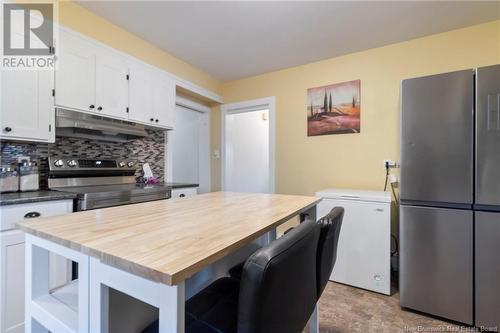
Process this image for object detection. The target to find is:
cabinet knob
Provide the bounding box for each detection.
[4,127,12,132]
[97,106,103,111]
[89,105,95,109]
[150,118,154,122]
[155,119,159,123]
[24,212,41,218]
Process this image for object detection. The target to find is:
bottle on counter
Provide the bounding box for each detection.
[0,166,19,192]
[19,160,39,192]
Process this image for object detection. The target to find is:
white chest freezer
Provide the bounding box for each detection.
[316,189,391,295]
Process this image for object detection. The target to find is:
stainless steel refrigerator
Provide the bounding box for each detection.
[400,64,500,327]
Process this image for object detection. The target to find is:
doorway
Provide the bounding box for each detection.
[168,96,210,193]
[221,97,275,193]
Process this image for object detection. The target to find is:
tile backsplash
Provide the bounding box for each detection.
[0,129,166,189]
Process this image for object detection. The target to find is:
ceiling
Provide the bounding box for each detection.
[77,1,500,81]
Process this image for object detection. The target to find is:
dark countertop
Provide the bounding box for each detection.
[166,182,199,189]
[0,190,77,206]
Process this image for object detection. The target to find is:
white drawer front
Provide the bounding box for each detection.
[0,200,73,231]
[171,187,198,199]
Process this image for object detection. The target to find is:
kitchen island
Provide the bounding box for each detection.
[17,192,320,333]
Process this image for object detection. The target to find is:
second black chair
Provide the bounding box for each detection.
[141,220,321,333]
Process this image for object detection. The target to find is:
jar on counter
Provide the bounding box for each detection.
[19,160,39,192]
[0,166,19,192]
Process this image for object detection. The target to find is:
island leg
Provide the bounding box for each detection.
[308,303,319,333]
[159,282,185,333]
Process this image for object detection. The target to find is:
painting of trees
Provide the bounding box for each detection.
[306,79,361,136]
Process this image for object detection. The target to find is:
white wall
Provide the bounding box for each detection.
[225,109,270,193]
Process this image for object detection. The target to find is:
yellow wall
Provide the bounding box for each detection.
[213,20,500,195]
[57,1,221,94]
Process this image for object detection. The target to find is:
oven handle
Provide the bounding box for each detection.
[24,212,41,218]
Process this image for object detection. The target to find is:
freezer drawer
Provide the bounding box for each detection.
[400,205,473,324]
[401,70,474,205]
[475,211,500,329]
[476,64,500,207]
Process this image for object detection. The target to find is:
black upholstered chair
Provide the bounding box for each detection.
[315,207,344,299]
[141,220,321,333]
[230,207,344,301]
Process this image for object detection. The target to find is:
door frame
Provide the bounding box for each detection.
[220,96,276,193]
[167,95,211,193]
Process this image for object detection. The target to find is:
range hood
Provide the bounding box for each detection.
[56,109,148,142]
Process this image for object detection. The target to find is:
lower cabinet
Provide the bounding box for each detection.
[0,230,25,333]
[171,187,198,199]
[0,199,73,333]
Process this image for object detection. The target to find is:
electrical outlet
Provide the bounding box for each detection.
[389,175,398,183]
[383,160,397,168]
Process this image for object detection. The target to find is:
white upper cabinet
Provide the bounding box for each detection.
[129,63,175,129]
[95,50,129,119]
[55,28,174,129]
[0,15,54,143]
[55,30,129,120]
[0,69,54,142]
[128,64,155,124]
[55,29,96,113]
[153,73,176,128]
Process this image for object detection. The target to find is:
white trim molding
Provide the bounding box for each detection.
[220,96,276,194]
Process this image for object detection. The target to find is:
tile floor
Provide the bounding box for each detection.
[313,282,464,333]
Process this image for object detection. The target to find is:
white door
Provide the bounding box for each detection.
[128,65,155,125]
[224,109,271,193]
[55,30,95,112]
[153,74,175,128]
[0,69,53,142]
[171,107,200,184]
[0,230,25,333]
[95,50,128,119]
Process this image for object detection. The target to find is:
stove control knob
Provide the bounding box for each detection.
[67,160,77,167]
[118,161,126,168]
[53,159,64,167]
[127,161,134,168]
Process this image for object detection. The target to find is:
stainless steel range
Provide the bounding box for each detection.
[48,157,171,211]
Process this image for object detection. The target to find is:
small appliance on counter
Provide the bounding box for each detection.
[19,160,39,192]
[0,165,19,193]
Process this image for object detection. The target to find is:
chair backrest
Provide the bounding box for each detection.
[237,220,320,333]
[316,207,344,299]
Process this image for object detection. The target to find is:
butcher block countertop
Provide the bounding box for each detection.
[17,192,320,285]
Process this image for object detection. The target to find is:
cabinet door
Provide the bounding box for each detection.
[55,30,95,112]
[1,69,54,142]
[153,74,175,128]
[95,50,129,120]
[0,230,25,333]
[128,65,154,125]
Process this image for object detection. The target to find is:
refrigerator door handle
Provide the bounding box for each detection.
[487,94,500,131]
